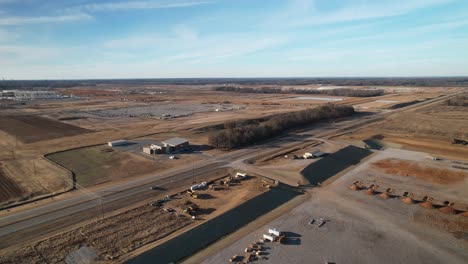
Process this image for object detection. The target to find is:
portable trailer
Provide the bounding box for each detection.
[263,234,276,242]
[268,228,281,236]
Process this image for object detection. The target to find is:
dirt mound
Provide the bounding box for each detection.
[379,193,391,199]
[364,188,375,195]
[461,211,468,218]
[420,201,434,209]
[348,184,360,191]
[439,206,457,215]
[372,158,467,184]
[402,197,415,204]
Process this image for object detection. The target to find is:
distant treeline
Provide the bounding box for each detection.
[447,94,468,107]
[0,80,85,90]
[2,77,468,89]
[214,86,384,97]
[209,104,355,149]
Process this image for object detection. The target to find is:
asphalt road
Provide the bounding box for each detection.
[0,90,461,249]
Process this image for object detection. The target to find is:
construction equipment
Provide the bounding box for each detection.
[310,217,326,227]
[190,182,207,192]
[276,235,286,244]
[315,218,325,227]
[208,184,219,191]
[262,234,275,242]
[268,228,281,236]
[422,196,434,202]
[235,172,247,179]
[244,253,256,263]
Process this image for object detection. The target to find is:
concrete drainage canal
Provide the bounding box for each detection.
[126,187,302,264]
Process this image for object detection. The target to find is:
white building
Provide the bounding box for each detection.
[108,140,128,147]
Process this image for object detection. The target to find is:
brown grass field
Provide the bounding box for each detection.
[0,165,24,204]
[0,85,461,205]
[0,115,92,144]
[47,145,164,187]
[336,97,468,159]
[0,173,269,263]
[372,158,467,184]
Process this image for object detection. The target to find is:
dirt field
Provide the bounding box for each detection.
[0,165,24,204]
[47,145,172,187]
[373,158,467,184]
[0,158,70,207]
[0,205,192,264]
[0,85,459,206]
[0,115,92,144]
[336,98,468,159]
[201,148,468,264]
[0,173,270,263]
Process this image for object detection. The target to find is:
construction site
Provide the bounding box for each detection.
[0,81,467,264]
[0,169,281,263]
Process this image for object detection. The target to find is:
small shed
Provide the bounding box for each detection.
[143,146,152,155]
[108,140,128,147]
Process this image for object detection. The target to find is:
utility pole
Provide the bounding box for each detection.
[192,161,195,184]
[33,160,36,178]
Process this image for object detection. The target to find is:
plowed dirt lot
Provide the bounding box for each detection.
[0,165,23,204]
[0,115,92,143]
[372,158,467,184]
[0,205,192,263]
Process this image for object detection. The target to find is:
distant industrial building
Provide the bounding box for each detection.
[143,143,165,155]
[108,140,128,147]
[143,138,189,155]
[0,90,61,100]
[162,138,189,152]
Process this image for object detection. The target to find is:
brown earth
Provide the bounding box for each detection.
[0,165,24,204]
[0,115,92,144]
[0,158,70,207]
[0,174,269,263]
[372,158,467,184]
[335,97,468,159]
[0,205,192,264]
[46,145,203,187]
[0,85,455,206]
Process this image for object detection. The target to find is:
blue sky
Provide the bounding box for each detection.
[0,0,467,79]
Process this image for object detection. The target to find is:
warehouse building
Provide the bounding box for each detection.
[142,138,189,155]
[162,138,189,153]
[143,143,165,155]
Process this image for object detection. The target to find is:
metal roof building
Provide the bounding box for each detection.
[108,140,128,147]
[162,138,189,147]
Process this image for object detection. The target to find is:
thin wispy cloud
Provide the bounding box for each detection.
[0,0,466,79]
[77,0,213,12]
[267,0,454,27]
[167,35,290,63]
[0,12,92,26]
